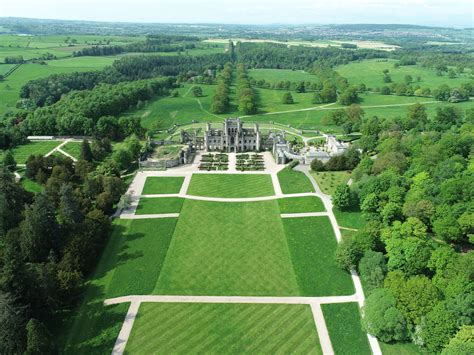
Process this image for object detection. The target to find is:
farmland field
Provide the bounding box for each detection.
[186,173,275,198]
[126,302,322,354]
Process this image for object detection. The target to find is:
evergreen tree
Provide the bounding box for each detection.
[80,139,93,162]
[20,192,58,263]
[0,169,26,238]
[0,292,27,354]
[3,150,16,171]
[58,184,83,226]
[25,319,53,354]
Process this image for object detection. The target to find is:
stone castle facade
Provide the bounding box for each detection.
[204,118,261,152]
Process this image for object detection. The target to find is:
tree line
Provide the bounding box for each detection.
[18,42,385,110]
[236,64,257,115]
[24,78,174,136]
[210,63,233,114]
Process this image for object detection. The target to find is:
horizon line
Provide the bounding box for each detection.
[0,16,469,30]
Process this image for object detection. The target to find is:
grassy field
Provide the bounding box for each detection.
[187,173,275,198]
[141,176,184,194]
[0,63,15,75]
[0,140,61,164]
[282,217,354,296]
[278,196,325,213]
[336,58,473,89]
[311,171,351,196]
[126,302,322,354]
[322,303,372,355]
[248,68,319,84]
[278,167,315,194]
[58,218,177,353]
[154,199,299,296]
[61,141,82,160]
[334,208,367,230]
[135,197,184,214]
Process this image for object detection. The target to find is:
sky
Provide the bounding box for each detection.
[1,0,473,28]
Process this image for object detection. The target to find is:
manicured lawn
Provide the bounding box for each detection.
[126,303,322,354]
[277,167,315,194]
[154,200,299,296]
[278,196,325,213]
[135,197,184,214]
[58,218,178,353]
[141,176,185,194]
[0,140,61,164]
[282,217,354,296]
[334,208,367,230]
[379,341,421,355]
[187,173,275,198]
[322,303,372,355]
[311,171,351,196]
[61,141,83,160]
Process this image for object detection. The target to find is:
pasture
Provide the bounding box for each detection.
[186,173,275,198]
[336,58,473,89]
[126,302,322,354]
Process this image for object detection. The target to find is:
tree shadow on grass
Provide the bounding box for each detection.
[59,283,129,355]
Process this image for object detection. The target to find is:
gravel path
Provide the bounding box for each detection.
[280,212,329,218]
